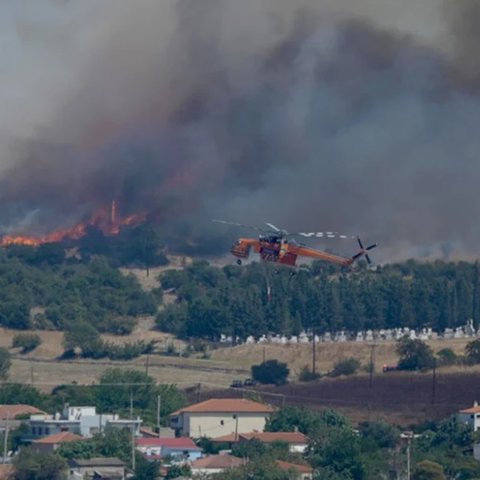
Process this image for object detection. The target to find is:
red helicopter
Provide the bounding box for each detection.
[214,220,377,269]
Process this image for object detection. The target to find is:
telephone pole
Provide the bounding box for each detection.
[157,395,161,437]
[369,343,377,389]
[312,330,317,375]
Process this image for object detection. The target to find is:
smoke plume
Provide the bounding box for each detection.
[1,0,480,260]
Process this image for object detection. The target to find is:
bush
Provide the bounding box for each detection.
[0,348,11,380]
[251,359,289,385]
[12,333,42,353]
[330,358,360,377]
[436,348,457,366]
[298,365,320,382]
[465,339,480,364]
[396,338,435,371]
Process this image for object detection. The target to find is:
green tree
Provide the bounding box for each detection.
[358,421,399,449]
[413,460,446,480]
[396,338,435,371]
[133,454,160,480]
[465,338,480,364]
[13,448,67,480]
[252,359,289,385]
[0,383,46,409]
[12,333,41,353]
[0,348,11,380]
[165,464,192,479]
[436,348,457,366]
[96,368,156,411]
[63,321,103,357]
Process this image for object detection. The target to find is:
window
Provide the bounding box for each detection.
[220,420,224,426]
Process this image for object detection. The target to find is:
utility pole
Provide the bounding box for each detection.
[312,330,316,375]
[234,415,239,442]
[130,391,133,419]
[130,391,135,472]
[3,414,8,464]
[369,343,377,389]
[157,395,161,437]
[407,436,411,480]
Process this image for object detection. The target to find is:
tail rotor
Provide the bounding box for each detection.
[352,237,377,265]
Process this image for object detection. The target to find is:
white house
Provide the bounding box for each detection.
[30,405,142,438]
[170,398,274,438]
[136,437,202,461]
[458,402,480,431]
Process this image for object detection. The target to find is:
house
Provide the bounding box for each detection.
[30,406,142,438]
[458,402,480,431]
[213,431,310,453]
[136,437,202,461]
[276,460,314,480]
[0,404,45,434]
[68,457,126,480]
[32,431,84,454]
[170,398,274,438]
[190,453,244,476]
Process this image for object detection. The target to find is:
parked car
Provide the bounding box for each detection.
[230,380,243,388]
[243,378,256,387]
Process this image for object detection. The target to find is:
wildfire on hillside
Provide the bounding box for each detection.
[0,201,146,247]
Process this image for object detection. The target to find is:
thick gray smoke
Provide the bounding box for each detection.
[1,0,479,260]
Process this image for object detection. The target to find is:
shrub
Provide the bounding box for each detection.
[436,348,457,366]
[330,358,360,377]
[12,333,41,353]
[465,339,480,364]
[298,365,320,382]
[251,359,289,385]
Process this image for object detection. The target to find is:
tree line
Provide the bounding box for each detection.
[156,260,480,340]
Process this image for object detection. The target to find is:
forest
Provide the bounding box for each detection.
[2,233,480,344]
[156,259,480,340]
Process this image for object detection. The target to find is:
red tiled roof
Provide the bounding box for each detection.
[33,432,84,444]
[171,399,274,415]
[136,437,200,449]
[191,454,244,469]
[211,433,242,443]
[241,432,309,444]
[276,460,313,474]
[0,404,45,420]
[0,464,14,480]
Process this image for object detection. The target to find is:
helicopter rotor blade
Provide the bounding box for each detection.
[296,232,353,239]
[365,254,372,265]
[366,243,377,251]
[357,237,364,250]
[212,220,265,232]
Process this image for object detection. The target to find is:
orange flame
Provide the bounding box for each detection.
[0,204,146,247]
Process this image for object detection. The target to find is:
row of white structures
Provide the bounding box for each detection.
[220,321,479,345]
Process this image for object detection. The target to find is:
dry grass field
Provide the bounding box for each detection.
[4,321,480,425]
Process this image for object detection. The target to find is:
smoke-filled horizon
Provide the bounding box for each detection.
[1,0,480,261]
